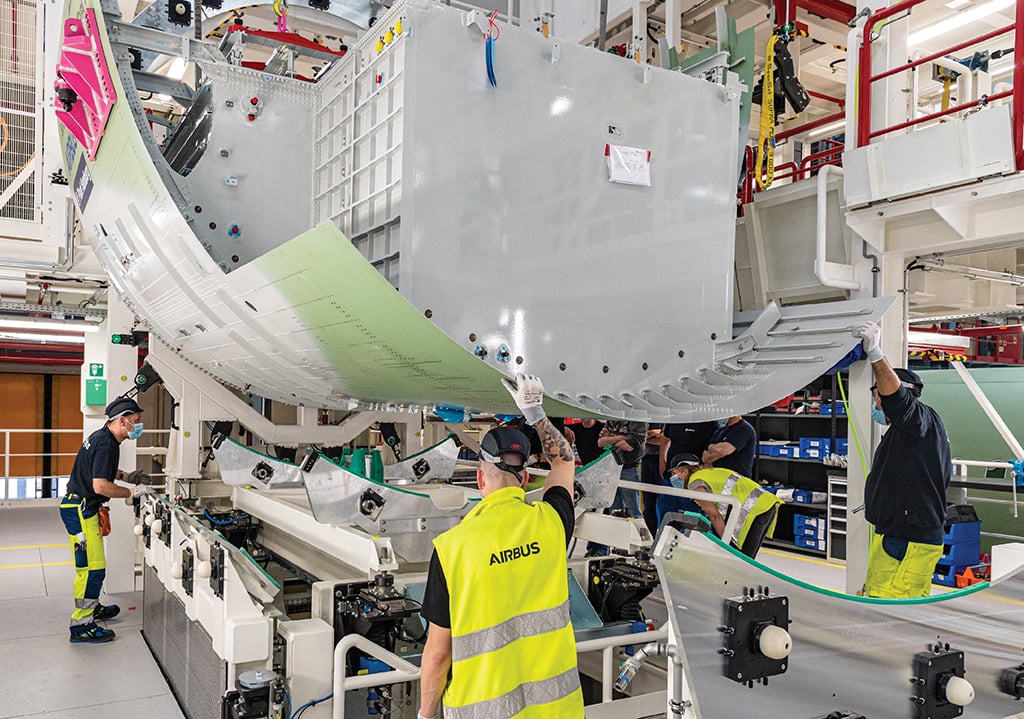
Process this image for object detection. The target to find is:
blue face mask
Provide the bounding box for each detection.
[669,474,684,489]
[128,422,144,440]
[715,419,728,428]
[871,407,887,426]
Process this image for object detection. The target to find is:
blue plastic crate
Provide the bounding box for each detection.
[793,514,824,530]
[778,445,801,458]
[835,438,849,456]
[942,541,981,566]
[799,438,831,453]
[819,403,833,415]
[943,520,981,545]
[796,524,826,538]
[933,561,970,587]
[795,535,826,551]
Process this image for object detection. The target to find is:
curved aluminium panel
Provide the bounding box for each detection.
[653,527,1024,718]
[302,450,477,562]
[59,0,891,422]
[383,436,459,484]
[212,435,305,488]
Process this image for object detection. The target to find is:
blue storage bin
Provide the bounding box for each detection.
[942,541,981,566]
[933,561,969,587]
[799,438,831,453]
[835,403,847,416]
[835,438,849,456]
[819,403,833,415]
[795,535,826,551]
[943,520,981,545]
[778,445,801,458]
[796,524,826,538]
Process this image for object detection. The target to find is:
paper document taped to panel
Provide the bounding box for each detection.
[606,144,652,186]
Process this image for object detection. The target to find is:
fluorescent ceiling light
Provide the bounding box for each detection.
[0,331,86,345]
[0,317,101,333]
[908,0,1014,46]
[945,0,971,8]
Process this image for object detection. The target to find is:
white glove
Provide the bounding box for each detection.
[132,484,155,498]
[501,373,546,425]
[854,321,884,362]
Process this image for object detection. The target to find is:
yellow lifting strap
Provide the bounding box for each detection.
[756,34,780,191]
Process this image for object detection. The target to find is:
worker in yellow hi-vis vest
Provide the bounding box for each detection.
[417,374,584,719]
[667,454,783,559]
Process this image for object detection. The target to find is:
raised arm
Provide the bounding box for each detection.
[502,373,574,494]
[855,321,901,396]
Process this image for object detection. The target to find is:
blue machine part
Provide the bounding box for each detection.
[1009,459,1024,487]
[433,405,467,423]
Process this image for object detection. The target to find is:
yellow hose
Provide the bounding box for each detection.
[755,35,779,190]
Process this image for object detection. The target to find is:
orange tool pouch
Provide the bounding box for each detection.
[98,505,111,537]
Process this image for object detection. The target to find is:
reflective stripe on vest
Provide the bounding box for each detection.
[444,667,581,719]
[692,467,779,547]
[433,486,584,718]
[452,600,571,663]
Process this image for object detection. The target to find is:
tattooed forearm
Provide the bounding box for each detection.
[535,418,574,463]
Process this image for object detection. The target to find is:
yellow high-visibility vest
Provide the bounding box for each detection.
[433,486,584,719]
[688,467,783,548]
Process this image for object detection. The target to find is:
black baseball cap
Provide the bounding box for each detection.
[870,367,923,392]
[479,427,530,467]
[105,396,144,420]
[669,453,701,471]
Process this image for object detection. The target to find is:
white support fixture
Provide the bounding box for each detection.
[331,634,420,719]
[574,512,652,553]
[233,487,399,576]
[617,480,742,546]
[146,340,415,478]
[576,624,669,704]
[815,166,861,291]
[664,0,681,52]
[631,0,652,63]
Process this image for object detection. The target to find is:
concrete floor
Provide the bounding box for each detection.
[0,502,184,719]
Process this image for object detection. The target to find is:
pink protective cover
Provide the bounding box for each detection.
[54,7,117,161]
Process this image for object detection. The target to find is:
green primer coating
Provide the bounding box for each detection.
[253,223,586,418]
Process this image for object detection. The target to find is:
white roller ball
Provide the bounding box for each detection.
[133,524,144,536]
[151,519,163,535]
[758,624,792,660]
[171,562,183,580]
[944,675,975,706]
[144,513,154,527]
[196,560,212,579]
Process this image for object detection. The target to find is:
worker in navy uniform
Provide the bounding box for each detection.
[418,374,583,719]
[59,396,154,643]
[855,321,952,598]
[702,415,757,477]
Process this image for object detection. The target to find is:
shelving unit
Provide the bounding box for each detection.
[745,372,849,562]
[828,474,848,563]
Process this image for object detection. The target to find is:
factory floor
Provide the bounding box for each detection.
[0,501,184,719]
[0,501,848,719]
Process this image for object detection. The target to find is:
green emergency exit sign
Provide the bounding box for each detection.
[88,363,104,377]
[85,379,107,406]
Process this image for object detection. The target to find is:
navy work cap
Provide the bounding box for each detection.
[105,396,144,420]
[479,427,530,466]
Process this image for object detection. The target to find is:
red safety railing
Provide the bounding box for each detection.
[740,139,845,204]
[856,0,1024,171]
